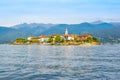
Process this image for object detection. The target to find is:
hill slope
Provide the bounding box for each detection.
[0,22,120,43]
[12,23,55,36]
[0,27,30,43]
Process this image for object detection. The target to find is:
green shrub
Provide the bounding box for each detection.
[16,38,28,43]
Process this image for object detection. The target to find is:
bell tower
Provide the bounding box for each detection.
[65,28,68,35]
[65,28,68,40]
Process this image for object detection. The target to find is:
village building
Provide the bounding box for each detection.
[27,36,39,40]
[38,35,50,42]
[64,28,76,41]
[27,28,76,42]
[78,34,92,41]
[27,28,95,44]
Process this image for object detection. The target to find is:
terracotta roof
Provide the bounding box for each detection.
[28,36,39,39]
[28,36,37,38]
[39,35,50,38]
[69,34,76,36]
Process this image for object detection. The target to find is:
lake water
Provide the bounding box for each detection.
[0,44,120,80]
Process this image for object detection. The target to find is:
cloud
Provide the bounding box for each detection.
[0,0,120,26]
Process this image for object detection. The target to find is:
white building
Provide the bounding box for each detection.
[38,35,50,42]
[27,36,38,40]
[64,28,75,41]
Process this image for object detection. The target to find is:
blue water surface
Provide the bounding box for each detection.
[0,44,120,80]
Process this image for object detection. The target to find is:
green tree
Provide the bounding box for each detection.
[60,38,64,43]
[92,37,100,43]
[86,37,93,43]
[55,35,61,43]
[47,36,53,43]
[16,38,28,43]
[55,35,64,43]
[74,36,80,42]
[31,39,39,43]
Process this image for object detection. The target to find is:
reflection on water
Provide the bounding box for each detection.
[0,44,120,80]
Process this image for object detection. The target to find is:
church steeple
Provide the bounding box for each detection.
[65,28,68,35]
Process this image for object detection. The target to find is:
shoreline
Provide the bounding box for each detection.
[10,42,100,46]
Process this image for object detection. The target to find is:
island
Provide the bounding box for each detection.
[11,28,100,46]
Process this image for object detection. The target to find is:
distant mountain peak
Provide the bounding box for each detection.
[91,20,104,24]
[0,21,120,43]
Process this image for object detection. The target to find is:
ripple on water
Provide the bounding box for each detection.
[0,44,120,80]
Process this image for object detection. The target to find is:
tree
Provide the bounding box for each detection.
[93,37,100,43]
[86,37,93,43]
[55,35,61,43]
[16,38,28,43]
[31,39,39,43]
[60,38,64,43]
[47,36,53,43]
[74,36,79,42]
[54,35,64,43]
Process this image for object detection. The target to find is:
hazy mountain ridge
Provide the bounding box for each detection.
[12,23,55,35]
[111,22,120,27]
[0,22,120,43]
[0,27,30,43]
[41,22,115,35]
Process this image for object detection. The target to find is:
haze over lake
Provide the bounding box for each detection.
[0,44,120,80]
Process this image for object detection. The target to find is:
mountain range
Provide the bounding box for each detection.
[0,21,120,43]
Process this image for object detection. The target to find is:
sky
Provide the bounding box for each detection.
[0,0,120,26]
